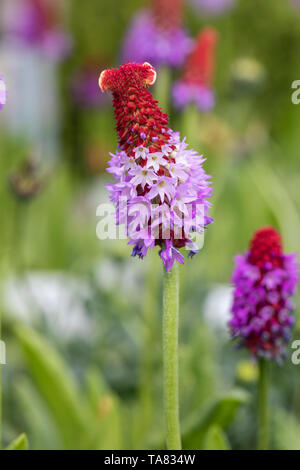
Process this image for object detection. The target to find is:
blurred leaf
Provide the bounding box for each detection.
[202,426,230,450]
[180,323,220,414]
[94,394,123,450]
[6,433,28,450]
[15,377,62,450]
[273,408,300,450]
[182,389,250,449]
[85,368,124,450]
[248,156,300,250]
[16,325,93,449]
[85,367,108,411]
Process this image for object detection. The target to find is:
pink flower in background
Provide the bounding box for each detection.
[173,28,218,111]
[190,0,236,16]
[4,0,72,61]
[229,227,298,362]
[0,76,6,109]
[121,0,191,68]
[99,62,213,271]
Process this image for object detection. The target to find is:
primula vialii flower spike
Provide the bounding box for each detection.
[121,0,191,68]
[153,0,184,31]
[229,227,299,362]
[0,76,6,109]
[173,28,218,111]
[100,62,213,271]
[6,0,71,61]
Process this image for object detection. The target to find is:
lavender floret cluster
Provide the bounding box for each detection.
[106,131,212,271]
[173,81,215,111]
[229,251,298,361]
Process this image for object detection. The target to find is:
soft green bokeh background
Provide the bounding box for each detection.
[1,0,300,450]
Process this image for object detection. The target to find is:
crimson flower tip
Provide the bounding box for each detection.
[99,62,157,94]
[249,226,283,268]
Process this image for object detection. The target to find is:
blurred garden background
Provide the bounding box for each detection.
[1,0,300,450]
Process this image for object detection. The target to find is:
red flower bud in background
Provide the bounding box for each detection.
[173,28,218,111]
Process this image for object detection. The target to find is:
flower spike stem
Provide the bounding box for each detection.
[154,66,171,113]
[258,359,269,450]
[181,103,200,149]
[163,263,181,450]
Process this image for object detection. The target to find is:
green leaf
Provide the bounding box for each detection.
[85,368,124,450]
[202,426,230,450]
[15,325,93,449]
[248,157,300,249]
[182,389,249,449]
[273,408,300,450]
[6,433,28,450]
[85,367,108,412]
[15,377,62,450]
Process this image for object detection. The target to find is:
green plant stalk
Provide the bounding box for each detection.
[163,263,181,450]
[154,66,171,113]
[181,103,200,149]
[258,359,269,450]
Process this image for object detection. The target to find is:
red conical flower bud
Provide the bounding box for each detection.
[183,27,218,87]
[173,28,218,111]
[248,227,283,269]
[99,62,171,155]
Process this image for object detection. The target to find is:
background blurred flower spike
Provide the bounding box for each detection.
[173,27,218,111]
[229,226,299,362]
[121,0,191,68]
[8,158,45,202]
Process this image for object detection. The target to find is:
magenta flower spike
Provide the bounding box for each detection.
[229,226,298,362]
[173,28,218,112]
[121,0,191,68]
[190,0,236,16]
[0,76,6,110]
[5,0,71,61]
[99,62,213,271]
